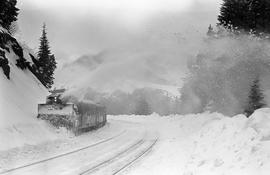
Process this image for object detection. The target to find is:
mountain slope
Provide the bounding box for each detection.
[0,27,57,151]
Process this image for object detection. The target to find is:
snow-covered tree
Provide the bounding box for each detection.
[8,21,19,36]
[244,78,266,117]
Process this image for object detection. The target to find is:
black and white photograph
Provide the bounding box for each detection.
[1,0,270,174]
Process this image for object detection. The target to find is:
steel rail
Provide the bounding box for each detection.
[0,130,126,175]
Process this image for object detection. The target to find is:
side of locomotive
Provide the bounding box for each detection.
[76,102,107,133]
[37,89,107,135]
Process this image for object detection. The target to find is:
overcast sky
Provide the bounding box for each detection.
[16,0,221,93]
[17,0,220,61]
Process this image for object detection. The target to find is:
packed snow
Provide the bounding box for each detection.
[1,109,270,174]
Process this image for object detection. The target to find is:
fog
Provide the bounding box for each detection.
[17,0,270,116]
[16,0,231,115]
[17,0,220,94]
[53,10,216,94]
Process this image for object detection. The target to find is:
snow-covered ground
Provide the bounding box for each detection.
[1,109,270,175]
[0,121,126,174]
[0,35,58,151]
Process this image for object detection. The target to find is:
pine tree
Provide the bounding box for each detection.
[0,0,19,31]
[218,0,270,34]
[37,24,57,88]
[218,0,251,32]
[244,78,266,117]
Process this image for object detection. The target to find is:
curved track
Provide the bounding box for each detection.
[0,121,158,175]
[0,130,126,175]
[112,138,158,175]
[80,136,158,175]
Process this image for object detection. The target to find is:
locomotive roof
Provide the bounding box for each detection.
[48,88,66,98]
[49,88,66,94]
[76,101,105,114]
[77,100,105,107]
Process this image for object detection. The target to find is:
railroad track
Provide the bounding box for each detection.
[80,137,158,175]
[112,138,158,175]
[0,130,126,175]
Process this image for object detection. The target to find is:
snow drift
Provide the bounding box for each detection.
[182,108,270,175]
[115,108,270,175]
[0,27,57,151]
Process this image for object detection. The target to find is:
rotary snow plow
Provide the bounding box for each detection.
[37,89,106,135]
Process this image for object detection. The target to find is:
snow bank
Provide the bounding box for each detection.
[248,108,270,140]
[0,33,57,151]
[117,109,270,175]
[182,110,270,175]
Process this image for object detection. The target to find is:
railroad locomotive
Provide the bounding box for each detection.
[37,89,106,135]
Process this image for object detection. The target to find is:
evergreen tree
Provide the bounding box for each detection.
[244,78,266,117]
[37,24,57,88]
[0,0,19,31]
[218,0,270,34]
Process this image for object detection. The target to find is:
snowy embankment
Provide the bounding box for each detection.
[0,63,55,151]
[112,109,270,175]
[0,28,57,151]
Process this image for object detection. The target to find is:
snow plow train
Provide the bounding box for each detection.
[37,89,106,135]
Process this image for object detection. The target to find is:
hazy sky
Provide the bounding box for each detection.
[17,0,220,61]
[16,0,221,93]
